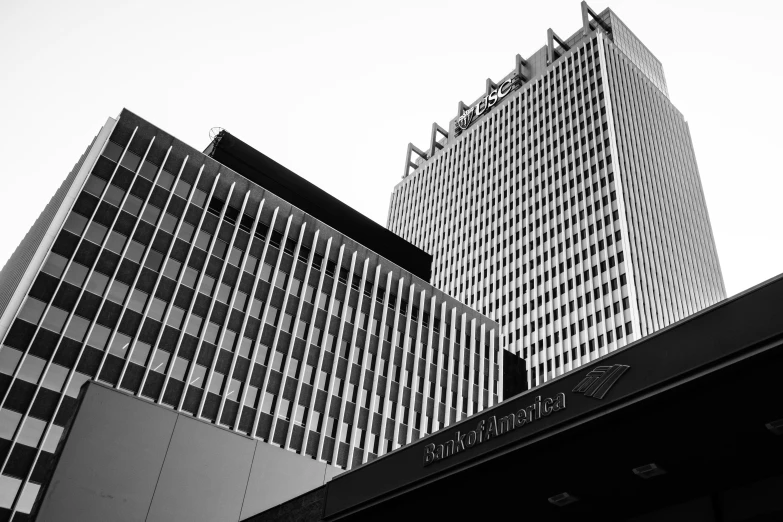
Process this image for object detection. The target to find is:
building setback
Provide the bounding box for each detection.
[0,109,508,520]
[388,2,726,389]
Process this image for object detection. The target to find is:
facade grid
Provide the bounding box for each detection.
[388,4,725,390]
[0,112,502,519]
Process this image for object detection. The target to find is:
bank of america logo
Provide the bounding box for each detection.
[572,364,630,400]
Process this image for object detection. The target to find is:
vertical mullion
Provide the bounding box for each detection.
[214,199,266,424]
[195,190,252,417]
[377,277,403,456]
[299,236,334,453]
[171,181,239,410]
[405,290,426,442]
[135,170,220,395]
[249,214,296,439]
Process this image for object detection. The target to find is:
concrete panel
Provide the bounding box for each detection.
[146,415,255,522]
[36,383,177,522]
[240,442,330,519]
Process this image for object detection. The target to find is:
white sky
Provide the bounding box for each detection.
[1,0,781,298]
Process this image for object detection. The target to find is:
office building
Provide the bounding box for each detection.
[0,109,514,520]
[388,2,726,388]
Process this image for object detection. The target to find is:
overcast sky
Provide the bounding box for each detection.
[1,0,781,298]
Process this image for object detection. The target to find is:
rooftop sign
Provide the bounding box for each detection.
[455,75,524,135]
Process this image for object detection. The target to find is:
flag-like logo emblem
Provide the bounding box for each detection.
[572,364,629,400]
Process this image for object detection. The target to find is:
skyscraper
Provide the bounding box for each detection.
[388,2,725,390]
[0,110,510,519]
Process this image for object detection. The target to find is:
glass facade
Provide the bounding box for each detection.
[0,114,502,519]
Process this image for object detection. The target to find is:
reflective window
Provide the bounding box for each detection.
[141,204,161,225]
[41,252,68,278]
[199,275,216,296]
[150,350,170,373]
[181,267,198,288]
[64,314,90,342]
[41,306,68,333]
[127,240,149,264]
[203,322,220,344]
[191,188,207,208]
[86,271,110,296]
[17,416,46,447]
[147,298,166,321]
[42,363,68,392]
[109,333,132,358]
[237,337,253,359]
[178,222,195,242]
[170,356,188,381]
[208,372,224,394]
[163,258,182,281]
[83,175,107,197]
[127,289,148,313]
[107,280,129,304]
[221,330,236,352]
[104,184,125,206]
[18,297,46,324]
[174,179,191,199]
[105,231,127,254]
[249,298,263,319]
[87,324,111,351]
[130,341,152,366]
[0,408,22,439]
[120,150,141,172]
[160,213,178,234]
[139,160,158,180]
[185,314,203,337]
[225,378,241,402]
[101,141,123,163]
[16,482,40,514]
[63,212,88,236]
[17,355,46,384]
[0,347,22,376]
[245,255,259,275]
[41,424,64,453]
[228,247,242,266]
[122,194,143,216]
[63,262,90,287]
[167,306,185,329]
[213,240,228,260]
[216,283,231,304]
[189,363,207,388]
[260,263,273,282]
[195,230,211,250]
[65,371,90,397]
[234,291,248,312]
[145,249,164,271]
[84,221,108,245]
[157,170,175,191]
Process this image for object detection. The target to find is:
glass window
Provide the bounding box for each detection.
[105,231,127,254]
[181,266,198,288]
[234,291,248,312]
[145,249,164,271]
[0,347,22,376]
[160,213,178,234]
[63,212,88,236]
[257,343,270,366]
[84,221,108,245]
[41,306,68,333]
[221,330,237,352]
[174,179,192,199]
[64,314,90,342]
[270,351,284,372]
[261,392,276,414]
[213,240,228,260]
[228,247,242,266]
[290,278,301,297]
[130,341,152,366]
[244,384,259,407]
[237,336,253,359]
[178,222,195,242]
[170,356,188,381]
[147,298,167,321]
[18,297,46,324]
[163,258,182,280]
[126,241,145,263]
[303,285,315,304]
[65,371,90,397]
[157,170,176,190]
[189,363,207,388]
[127,289,148,313]
[199,275,216,296]
[86,270,110,296]
[41,252,68,278]
[109,333,131,358]
[195,230,211,250]
[274,271,287,289]
[185,314,203,337]
[225,378,241,402]
[16,482,40,514]
[42,363,68,392]
[122,194,143,216]
[120,150,141,172]
[107,280,129,304]
[141,204,161,225]
[216,283,231,304]
[83,175,107,197]
[139,160,158,180]
[167,306,185,329]
[192,188,207,208]
[203,322,220,344]
[17,416,46,447]
[87,324,111,351]
[104,184,124,206]
[245,255,259,275]
[208,372,224,394]
[101,141,123,162]
[260,263,272,282]
[266,307,279,326]
[150,350,170,373]
[0,408,22,439]
[63,262,90,287]
[249,298,263,319]
[280,313,293,333]
[17,355,46,384]
[41,424,64,454]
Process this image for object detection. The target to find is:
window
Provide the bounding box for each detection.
[86,271,109,296]
[199,276,216,296]
[144,249,164,271]
[160,213,178,234]
[170,356,188,381]
[228,247,242,266]
[189,364,207,387]
[63,315,90,342]
[167,306,185,329]
[104,184,124,206]
[83,175,107,196]
[174,179,192,199]
[63,212,88,236]
[17,297,46,325]
[0,348,22,376]
[127,289,148,313]
[213,240,228,260]
[84,221,108,244]
[107,280,129,304]
[163,259,182,280]
[41,253,68,278]
[186,314,203,337]
[178,222,195,242]
[141,204,161,225]
[125,241,145,263]
[216,283,231,304]
[122,195,143,217]
[42,363,68,392]
[87,324,111,351]
[17,355,46,384]
[181,266,198,288]
[130,342,151,366]
[147,298,167,321]
[150,350,170,373]
[41,306,68,333]
[105,231,127,254]
[109,333,131,358]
